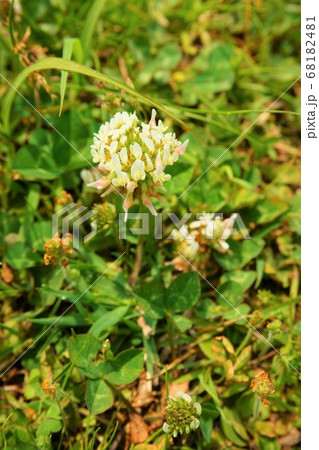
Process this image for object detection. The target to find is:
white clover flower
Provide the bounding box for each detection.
[163,391,202,437]
[88,109,188,220]
[171,214,239,270]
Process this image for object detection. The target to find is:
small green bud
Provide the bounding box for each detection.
[92,202,116,231]
[267,319,282,332]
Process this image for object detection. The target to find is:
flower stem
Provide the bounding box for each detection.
[128,201,145,289]
[167,315,176,360]
[128,233,144,289]
[253,397,261,419]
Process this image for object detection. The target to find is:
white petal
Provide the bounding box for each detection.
[149,108,157,127]
[219,240,229,250]
[112,171,129,187]
[194,402,202,415]
[140,133,155,153]
[145,154,154,171]
[91,149,100,163]
[162,422,169,433]
[112,153,121,173]
[127,181,137,192]
[119,147,128,164]
[142,195,158,216]
[120,134,127,145]
[132,142,142,159]
[185,240,199,260]
[87,179,108,189]
[190,418,200,430]
[177,391,192,403]
[162,144,171,165]
[109,140,118,154]
[155,151,163,169]
[151,129,162,143]
[131,159,145,181]
[175,139,189,155]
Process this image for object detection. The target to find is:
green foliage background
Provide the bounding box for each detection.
[0,0,300,448]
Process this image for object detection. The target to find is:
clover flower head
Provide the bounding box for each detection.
[88,109,188,220]
[162,391,202,438]
[42,380,56,399]
[44,232,73,267]
[250,371,275,407]
[171,214,238,271]
[92,201,116,231]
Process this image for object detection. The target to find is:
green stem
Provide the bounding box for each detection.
[258,331,272,360]
[167,315,176,360]
[127,233,144,289]
[253,397,261,419]
[128,200,145,289]
[236,328,253,356]
[165,366,169,400]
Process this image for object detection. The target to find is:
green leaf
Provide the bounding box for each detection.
[220,270,256,292]
[59,37,84,116]
[52,110,93,169]
[257,436,280,450]
[220,408,247,447]
[192,44,234,94]
[223,304,251,322]
[29,129,52,149]
[199,370,222,411]
[2,57,186,134]
[222,407,249,442]
[234,345,252,371]
[13,145,61,180]
[155,44,182,69]
[214,239,265,271]
[104,349,144,385]
[200,402,220,443]
[172,314,192,332]
[27,221,51,250]
[80,0,106,57]
[36,419,62,437]
[248,198,289,224]
[67,334,102,379]
[86,379,113,414]
[165,163,194,195]
[217,281,244,308]
[166,272,201,312]
[89,306,129,338]
[4,242,38,269]
[30,315,88,327]
[135,281,165,319]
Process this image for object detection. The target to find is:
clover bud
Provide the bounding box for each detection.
[267,319,282,333]
[162,391,202,438]
[92,201,116,231]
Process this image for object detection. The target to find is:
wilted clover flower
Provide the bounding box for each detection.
[171,214,238,271]
[163,391,202,438]
[44,232,73,267]
[250,371,275,407]
[42,380,56,399]
[88,110,188,219]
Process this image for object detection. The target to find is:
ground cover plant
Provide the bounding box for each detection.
[0,0,301,448]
